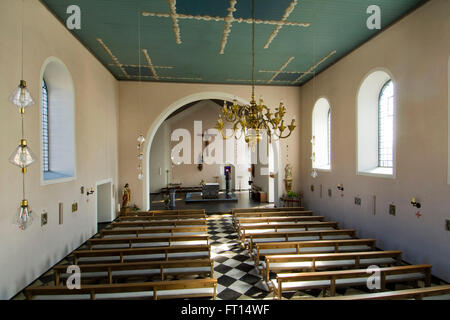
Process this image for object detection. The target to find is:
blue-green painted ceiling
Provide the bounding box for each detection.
[41,0,426,86]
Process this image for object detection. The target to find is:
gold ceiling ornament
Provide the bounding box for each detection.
[216,0,296,151]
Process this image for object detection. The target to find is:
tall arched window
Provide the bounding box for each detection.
[357,70,395,176]
[312,98,331,170]
[40,57,76,183]
[41,80,49,173]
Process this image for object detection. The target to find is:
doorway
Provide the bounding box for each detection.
[96,179,114,227]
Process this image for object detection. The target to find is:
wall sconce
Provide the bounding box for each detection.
[411,197,421,209]
[337,184,344,192]
[86,188,95,196]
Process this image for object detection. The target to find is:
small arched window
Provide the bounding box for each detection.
[41,80,49,173]
[312,98,331,170]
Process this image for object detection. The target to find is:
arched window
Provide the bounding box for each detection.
[357,70,395,176]
[312,98,331,170]
[40,57,76,183]
[41,80,49,173]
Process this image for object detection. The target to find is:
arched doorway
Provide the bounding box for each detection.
[142,92,283,210]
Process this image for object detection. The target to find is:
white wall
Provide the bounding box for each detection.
[149,122,170,193]
[299,0,450,282]
[0,0,120,299]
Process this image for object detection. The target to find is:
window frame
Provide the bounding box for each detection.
[356,69,396,179]
[377,79,394,169]
[41,79,50,173]
[312,98,332,171]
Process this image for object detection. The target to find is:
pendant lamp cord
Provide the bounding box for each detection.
[251,0,255,99]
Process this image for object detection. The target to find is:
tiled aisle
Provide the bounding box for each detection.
[207,214,271,300]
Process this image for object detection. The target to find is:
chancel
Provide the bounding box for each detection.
[1,0,450,303]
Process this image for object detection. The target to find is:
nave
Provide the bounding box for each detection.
[17,208,450,300]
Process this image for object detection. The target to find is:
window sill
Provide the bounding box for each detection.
[42,171,76,185]
[357,167,395,178]
[314,166,331,172]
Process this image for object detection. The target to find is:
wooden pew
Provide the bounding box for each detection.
[117,214,206,222]
[236,215,325,228]
[100,226,208,238]
[72,244,211,264]
[238,222,339,242]
[53,259,214,286]
[111,219,206,228]
[87,234,209,249]
[253,239,377,266]
[248,229,357,251]
[123,209,205,217]
[315,284,450,300]
[232,207,305,213]
[233,211,314,229]
[264,250,402,283]
[25,278,218,300]
[272,264,432,299]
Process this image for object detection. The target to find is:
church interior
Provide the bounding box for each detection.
[1,0,450,302]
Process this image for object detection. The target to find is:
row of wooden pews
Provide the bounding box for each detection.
[232,207,449,300]
[25,209,217,300]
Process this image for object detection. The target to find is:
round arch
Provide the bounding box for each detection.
[142,92,253,209]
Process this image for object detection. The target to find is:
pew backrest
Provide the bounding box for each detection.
[87,234,210,249]
[72,244,211,264]
[253,239,377,265]
[264,250,402,282]
[248,229,357,251]
[100,226,208,238]
[53,259,214,285]
[273,264,432,299]
[25,278,218,300]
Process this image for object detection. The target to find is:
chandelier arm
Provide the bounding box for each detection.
[218,126,237,140]
[278,130,293,139]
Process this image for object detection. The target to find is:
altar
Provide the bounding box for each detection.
[202,183,219,199]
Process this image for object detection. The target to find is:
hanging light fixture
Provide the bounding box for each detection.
[216,0,296,151]
[9,0,36,230]
[136,11,145,181]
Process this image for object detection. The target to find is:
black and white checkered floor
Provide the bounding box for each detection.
[207,214,271,300]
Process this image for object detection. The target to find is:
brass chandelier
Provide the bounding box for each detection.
[216,0,296,150]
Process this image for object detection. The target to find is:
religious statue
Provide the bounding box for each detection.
[122,183,131,208]
[284,164,293,193]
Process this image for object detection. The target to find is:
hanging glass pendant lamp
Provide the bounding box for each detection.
[9,139,36,168]
[9,0,37,231]
[9,80,34,111]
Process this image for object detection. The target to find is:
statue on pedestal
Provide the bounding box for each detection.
[284,164,293,193]
[122,183,131,208]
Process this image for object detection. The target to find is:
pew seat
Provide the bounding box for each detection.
[248,229,356,251]
[239,222,338,242]
[252,239,377,265]
[314,284,450,300]
[111,219,206,228]
[100,226,208,238]
[263,250,402,283]
[271,264,432,299]
[53,259,214,285]
[72,245,211,264]
[25,278,217,300]
[117,214,206,221]
[87,234,209,249]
